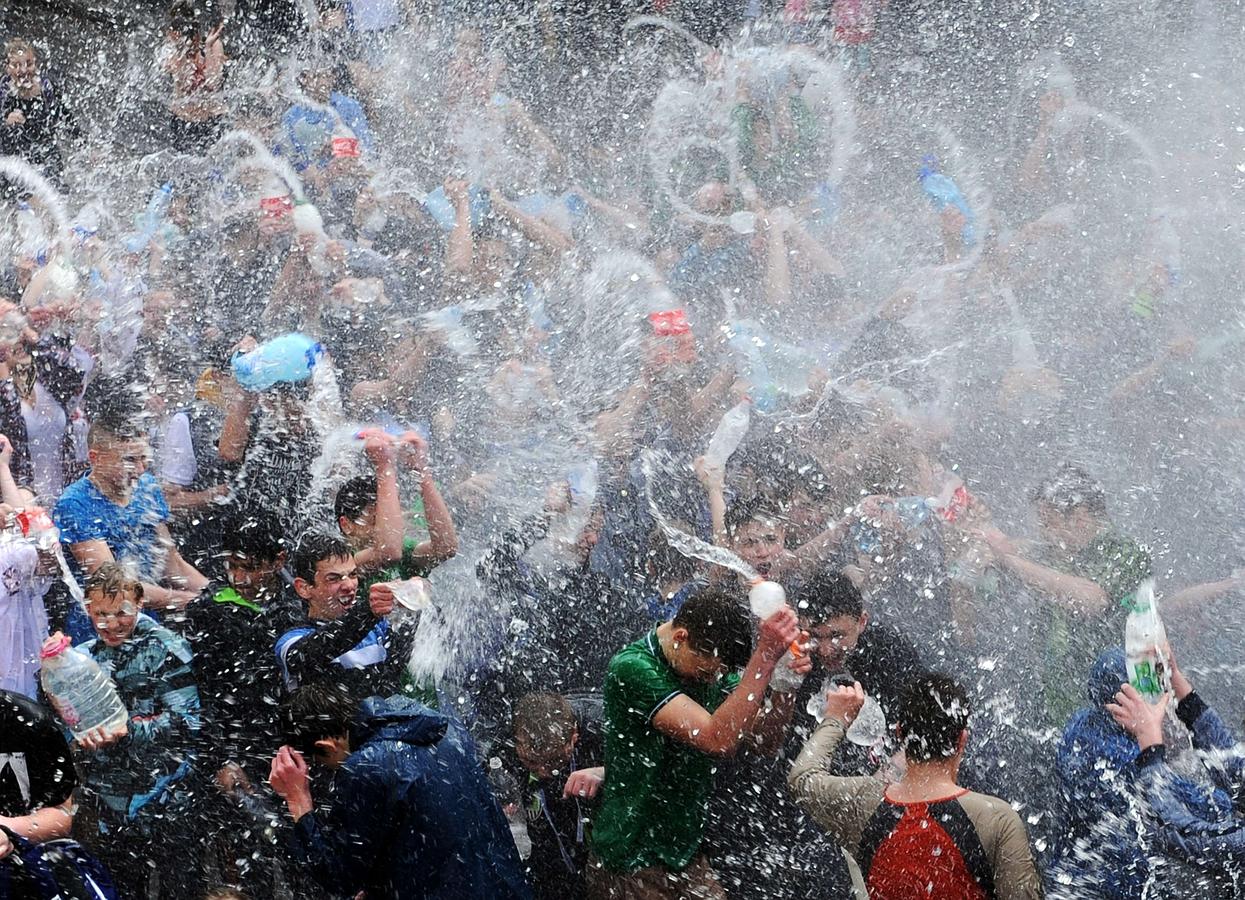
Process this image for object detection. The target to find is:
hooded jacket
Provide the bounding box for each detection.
[290,697,531,900]
[1050,649,1245,898]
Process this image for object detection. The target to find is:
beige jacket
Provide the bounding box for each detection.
[788,717,1044,900]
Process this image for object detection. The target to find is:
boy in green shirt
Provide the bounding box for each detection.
[589,589,807,899]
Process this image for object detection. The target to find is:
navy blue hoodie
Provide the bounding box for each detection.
[291,697,531,900]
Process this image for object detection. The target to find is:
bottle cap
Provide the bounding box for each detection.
[40,633,71,659]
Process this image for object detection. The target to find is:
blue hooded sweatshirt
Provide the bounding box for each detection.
[1050,649,1245,897]
[290,697,531,900]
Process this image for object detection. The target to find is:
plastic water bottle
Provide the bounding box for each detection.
[385,577,431,626]
[232,333,324,392]
[846,695,887,747]
[124,182,173,252]
[704,399,752,472]
[917,155,976,246]
[748,579,786,619]
[40,633,128,741]
[1124,578,1170,703]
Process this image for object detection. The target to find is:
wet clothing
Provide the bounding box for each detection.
[591,630,742,874]
[289,696,531,900]
[0,76,76,179]
[1051,648,1245,898]
[0,690,77,818]
[358,536,435,603]
[54,472,172,586]
[183,580,289,775]
[271,595,415,697]
[78,616,199,827]
[1040,529,1151,726]
[789,717,1043,900]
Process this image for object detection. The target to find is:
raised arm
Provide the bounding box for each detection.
[352,433,404,573]
[397,432,458,567]
[651,608,801,757]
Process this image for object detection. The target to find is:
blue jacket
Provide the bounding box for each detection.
[290,697,530,900]
[1050,649,1245,897]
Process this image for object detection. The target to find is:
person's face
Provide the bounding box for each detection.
[338,503,375,548]
[670,627,726,683]
[733,517,787,577]
[7,50,38,94]
[295,555,358,619]
[804,613,867,672]
[90,437,149,497]
[88,589,141,647]
[225,551,285,602]
[515,730,576,780]
[1036,501,1095,549]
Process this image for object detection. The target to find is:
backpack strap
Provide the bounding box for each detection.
[856,800,904,878]
[929,798,997,900]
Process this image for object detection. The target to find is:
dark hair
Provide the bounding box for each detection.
[291,530,354,584]
[894,673,971,763]
[672,589,752,670]
[220,509,286,562]
[86,411,143,448]
[334,474,377,525]
[724,494,784,538]
[279,682,357,755]
[792,568,863,623]
[513,692,577,754]
[85,562,144,604]
[1032,462,1107,515]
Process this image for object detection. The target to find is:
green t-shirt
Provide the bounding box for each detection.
[591,630,741,873]
[1043,529,1151,725]
[361,536,436,705]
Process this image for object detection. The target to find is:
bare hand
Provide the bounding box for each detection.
[563,766,605,800]
[1106,683,1169,748]
[397,431,429,473]
[543,481,572,515]
[360,429,396,468]
[0,434,13,469]
[77,722,127,752]
[444,178,469,207]
[693,454,724,491]
[822,681,866,726]
[5,110,25,127]
[756,606,801,667]
[268,746,311,804]
[233,334,259,356]
[368,582,395,618]
[0,827,10,860]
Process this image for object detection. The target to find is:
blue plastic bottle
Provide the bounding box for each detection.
[232,334,324,392]
[918,156,976,246]
[124,182,174,253]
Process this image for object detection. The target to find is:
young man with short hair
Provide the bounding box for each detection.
[268,682,530,899]
[55,418,207,618]
[272,530,413,696]
[587,589,806,899]
[789,673,1043,899]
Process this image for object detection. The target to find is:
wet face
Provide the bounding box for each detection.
[6,49,38,95]
[1036,500,1095,550]
[338,503,375,550]
[225,551,285,603]
[670,628,726,683]
[515,730,575,780]
[732,517,787,578]
[804,613,867,672]
[295,555,359,620]
[89,436,149,500]
[88,589,141,647]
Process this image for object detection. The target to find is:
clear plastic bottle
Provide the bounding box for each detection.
[1124,578,1170,703]
[39,633,128,741]
[704,399,752,472]
[385,577,431,626]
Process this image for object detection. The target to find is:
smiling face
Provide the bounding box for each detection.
[87,588,142,647]
[294,555,359,621]
[6,46,38,96]
[88,434,149,502]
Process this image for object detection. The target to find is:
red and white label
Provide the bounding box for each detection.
[260,195,294,219]
[331,136,361,158]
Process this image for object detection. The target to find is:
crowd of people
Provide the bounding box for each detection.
[1,0,1245,898]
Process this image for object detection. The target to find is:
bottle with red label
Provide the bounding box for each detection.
[330,119,361,159]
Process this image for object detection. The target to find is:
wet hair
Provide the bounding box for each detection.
[792,568,863,623]
[86,414,143,449]
[85,562,144,605]
[4,39,35,60]
[280,681,357,754]
[291,531,354,584]
[672,588,752,671]
[513,692,577,755]
[725,496,785,540]
[202,890,250,900]
[167,0,202,36]
[894,673,971,763]
[333,474,377,525]
[220,510,286,562]
[1032,462,1106,515]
